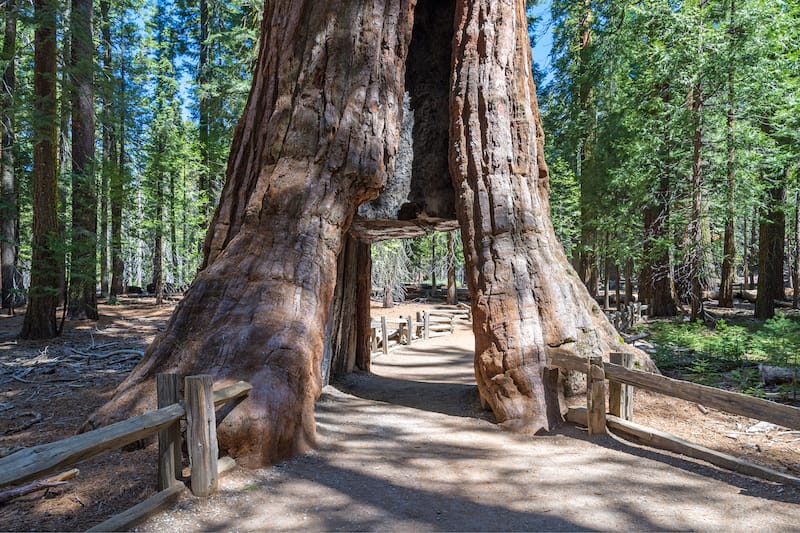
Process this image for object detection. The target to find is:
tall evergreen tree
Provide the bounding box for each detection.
[21,0,59,339]
[67,0,97,319]
[0,0,19,314]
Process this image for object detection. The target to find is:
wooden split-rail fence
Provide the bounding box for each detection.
[0,374,252,532]
[605,302,645,332]
[370,305,471,355]
[548,351,800,486]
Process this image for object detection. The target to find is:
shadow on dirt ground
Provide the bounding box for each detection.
[134,324,799,532]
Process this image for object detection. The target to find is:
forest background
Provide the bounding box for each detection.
[2,0,799,340]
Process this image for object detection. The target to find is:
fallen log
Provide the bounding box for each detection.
[0,468,79,504]
[623,332,649,344]
[759,364,798,385]
[737,290,793,308]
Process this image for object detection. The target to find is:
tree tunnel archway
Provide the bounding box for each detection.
[89,0,651,468]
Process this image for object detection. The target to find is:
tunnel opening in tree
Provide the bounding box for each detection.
[88,0,652,468]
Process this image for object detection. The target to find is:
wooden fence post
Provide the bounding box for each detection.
[381,316,389,354]
[423,311,430,339]
[398,320,407,345]
[156,374,182,490]
[587,356,606,436]
[371,327,378,352]
[609,352,634,420]
[185,375,219,497]
[407,315,414,343]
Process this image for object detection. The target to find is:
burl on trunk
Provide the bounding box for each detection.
[89,0,651,466]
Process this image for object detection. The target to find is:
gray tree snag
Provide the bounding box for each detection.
[89,0,651,465]
[449,0,651,431]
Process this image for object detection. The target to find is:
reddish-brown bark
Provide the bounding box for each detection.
[88,0,413,466]
[21,0,59,339]
[91,0,652,464]
[449,0,651,432]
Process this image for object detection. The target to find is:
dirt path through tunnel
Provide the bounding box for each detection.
[137,324,800,531]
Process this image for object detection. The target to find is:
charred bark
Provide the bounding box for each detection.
[89,0,413,466]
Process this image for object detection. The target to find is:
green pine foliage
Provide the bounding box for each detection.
[539,0,800,306]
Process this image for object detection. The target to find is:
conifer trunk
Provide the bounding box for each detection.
[719,0,737,309]
[90,0,651,463]
[68,0,98,320]
[755,181,786,319]
[88,0,414,466]
[1,0,18,314]
[110,50,126,297]
[449,0,649,430]
[21,0,59,339]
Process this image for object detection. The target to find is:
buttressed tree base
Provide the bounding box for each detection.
[88,0,652,467]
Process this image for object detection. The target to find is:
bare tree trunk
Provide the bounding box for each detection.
[324,234,371,382]
[576,0,596,299]
[688,80,705,322]
[21,0,59,339]
[153,172,164,305]
[624,258,633,306]
[68,0,98,320]
[98,0,112,298]
[57,11,70,311]
[749,206,756,289]
[90,0,652,463]
[794,184,799,309]
[742,215,749,291]
[88,0,414,466]
[755,181,786,319]
[430,232,437,296]
[1,0,18,314]
[198,0,212,220]
[641,175,676,317]
[110,45,126,297]
[719,0,737,309]
[449,0,650,432]
[447,230,457,304]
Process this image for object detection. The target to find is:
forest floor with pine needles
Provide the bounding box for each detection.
[0,297,798,531]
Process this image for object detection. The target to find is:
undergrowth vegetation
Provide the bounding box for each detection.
[646,313,800,401]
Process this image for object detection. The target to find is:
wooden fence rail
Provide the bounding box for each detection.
[0,376,252,531]
[547,351,800,485]
[370,308,469,355]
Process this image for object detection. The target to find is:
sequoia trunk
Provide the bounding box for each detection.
[449,0,649,431]
[88,0,413,466]
[91,0,651,463]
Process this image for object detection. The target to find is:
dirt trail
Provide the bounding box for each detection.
[138,325,800,532]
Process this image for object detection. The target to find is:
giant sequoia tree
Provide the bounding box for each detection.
[89,0,648,466]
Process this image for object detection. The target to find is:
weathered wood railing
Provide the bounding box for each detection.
[0,374,252,531]
[370,307,471,355]
[548,351,800,485]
